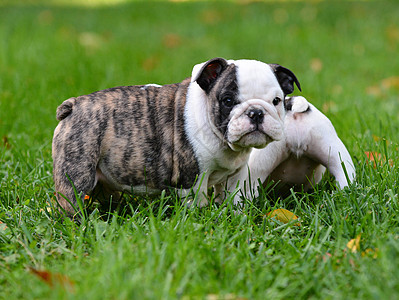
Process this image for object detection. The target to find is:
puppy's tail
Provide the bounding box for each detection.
[56,97,77,121]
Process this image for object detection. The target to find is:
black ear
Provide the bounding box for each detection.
[194,58,229,93]
[269,64,301,95]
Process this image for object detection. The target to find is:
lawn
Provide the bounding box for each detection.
[1,0,399,299]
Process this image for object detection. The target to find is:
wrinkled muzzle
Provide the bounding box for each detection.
[226,99,284,151]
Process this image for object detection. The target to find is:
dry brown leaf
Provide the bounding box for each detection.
[2,136,10,149]
[29,267,75,292]
[142,56,160,72]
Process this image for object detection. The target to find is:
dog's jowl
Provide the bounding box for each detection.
[52,57,301,216]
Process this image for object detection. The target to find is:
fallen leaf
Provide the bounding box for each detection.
[79,32,103,50]
[2,136,10,149]
[29,267,74,292]
[38,9,53,25]
[162,33,182,49]
[322,252,332,262]
[381,76,399,91]
[372,135,391,147]
[0,221,7,230]
[310,58,323,73]
[347,234,361,253]
[361,248,379,259]
[267,208,300,226]
[200,9,222,25]
[142,55,160,71]
[366,76,399,97]
[365,151,394,168]
[365,151,381,168]
[372,135,381,142]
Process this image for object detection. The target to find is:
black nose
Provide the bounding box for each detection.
[247,109,264,125]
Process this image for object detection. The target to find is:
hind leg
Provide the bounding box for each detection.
[52,128,99,217]
[53,158,97,218]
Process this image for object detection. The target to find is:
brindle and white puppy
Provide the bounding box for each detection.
[228,96,355,202]
[52,58,301,216]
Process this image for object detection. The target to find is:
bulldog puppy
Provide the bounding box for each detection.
[52,58,301,216]
[228,96,355,203]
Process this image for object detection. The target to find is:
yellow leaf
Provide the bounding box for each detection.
[267,208,300,226]
[361,248,379,259]
[347,234,361,253]
[381,76,399,90]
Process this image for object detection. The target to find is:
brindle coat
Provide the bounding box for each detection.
[53,79,199,215]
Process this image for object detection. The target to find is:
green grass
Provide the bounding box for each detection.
[1,1,399,299]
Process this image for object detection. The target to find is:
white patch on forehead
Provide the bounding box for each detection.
[232,60,283,101]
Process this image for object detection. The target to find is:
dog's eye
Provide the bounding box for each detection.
[222,97,234,108]
[272,97,281,106]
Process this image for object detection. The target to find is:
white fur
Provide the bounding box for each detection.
[233,60,286,120]
[228,96,356,203]
[140,84,162,90]
[227,99,283,148]
[185,59,287,206]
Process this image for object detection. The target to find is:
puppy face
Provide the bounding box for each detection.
[192,58,301,151]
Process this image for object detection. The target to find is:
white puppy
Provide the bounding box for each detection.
[227,96,356,203]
